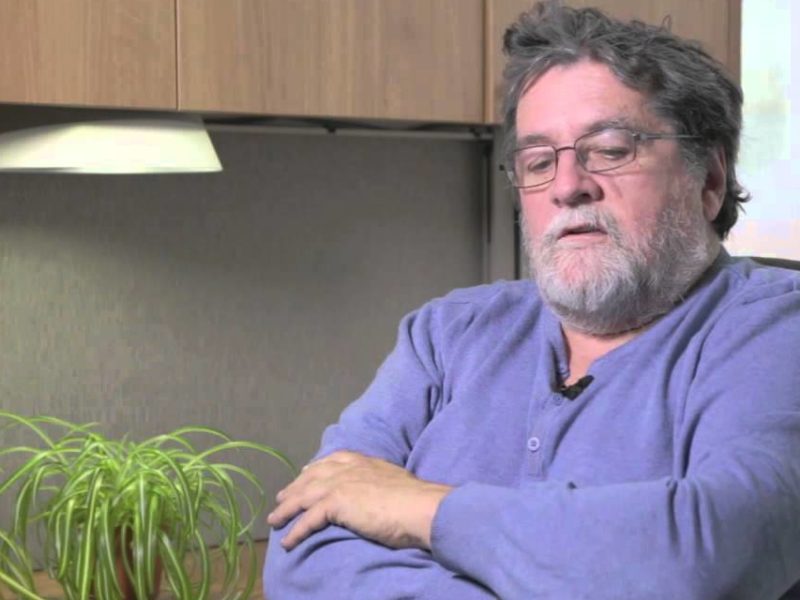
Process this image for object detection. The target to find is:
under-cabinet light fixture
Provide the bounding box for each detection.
[0,113,222,174]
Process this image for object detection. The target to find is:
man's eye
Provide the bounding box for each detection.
[593,146,631,161]
[524,156,554,173]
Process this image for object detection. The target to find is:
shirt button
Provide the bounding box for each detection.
[527,436,541,452]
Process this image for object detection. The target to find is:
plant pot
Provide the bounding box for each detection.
[114,556,163,600]
[86,531,163,600]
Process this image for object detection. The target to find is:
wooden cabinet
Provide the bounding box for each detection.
[0,1,741,125]
[177,0,484,123]
[485,0,741,123]
[0,0,176,110]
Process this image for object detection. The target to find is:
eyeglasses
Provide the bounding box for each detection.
[503,127,698,189]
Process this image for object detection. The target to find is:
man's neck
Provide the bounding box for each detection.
[561,324,644,386]
[558,241,724,384]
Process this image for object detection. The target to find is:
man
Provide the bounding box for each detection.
[264,3,800,598]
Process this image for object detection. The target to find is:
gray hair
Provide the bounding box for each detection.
[502,1,749,239]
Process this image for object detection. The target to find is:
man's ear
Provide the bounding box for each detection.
[701,146,727,222]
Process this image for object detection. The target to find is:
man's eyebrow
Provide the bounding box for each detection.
[515,117,640,148]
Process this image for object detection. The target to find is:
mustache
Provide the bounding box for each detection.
[540,207,622,246]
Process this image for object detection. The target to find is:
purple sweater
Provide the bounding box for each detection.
[264,252,800,599]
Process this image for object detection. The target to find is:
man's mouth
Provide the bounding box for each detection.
[558,224,607,240]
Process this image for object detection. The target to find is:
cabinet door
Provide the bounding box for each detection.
[485,0,741,124]
[178,0,484,123]
[0,0,176,109]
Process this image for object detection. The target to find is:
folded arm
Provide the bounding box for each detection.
[263,300,496,599]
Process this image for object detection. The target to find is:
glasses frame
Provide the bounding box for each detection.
[502,127,700,189]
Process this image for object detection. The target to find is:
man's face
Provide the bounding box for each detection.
[515,60,720,334]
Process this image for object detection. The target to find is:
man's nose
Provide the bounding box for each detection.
[549,149,601,207]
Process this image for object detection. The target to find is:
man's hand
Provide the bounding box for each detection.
[267,450,453,551]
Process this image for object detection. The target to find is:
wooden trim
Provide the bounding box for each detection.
[175,0,181,109]
[727,0,742,83]
[483,0,493,124]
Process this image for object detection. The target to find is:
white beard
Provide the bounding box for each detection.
[522,183,720,335]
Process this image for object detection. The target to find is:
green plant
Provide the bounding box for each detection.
[0,527,38,599]
[0,411,294,600]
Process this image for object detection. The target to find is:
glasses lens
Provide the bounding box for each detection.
[578,129,636,172]
[513,146,556,187]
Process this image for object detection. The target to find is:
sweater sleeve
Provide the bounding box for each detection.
[263,300,496,599]
[430,288,800,599]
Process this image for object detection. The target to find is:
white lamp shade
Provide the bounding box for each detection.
[0,114,222,174]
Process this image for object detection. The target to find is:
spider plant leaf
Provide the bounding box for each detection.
[0,449,59,496]
[158,529,192,600]
[0,571,44,600]
[136,446,196,535]
[209,462,269,534]
[227,535,257,600]
[205,465,242,591]
[189,529,211,600]
[77,469,104,600]
[143,489,160,595]
[0,411,57,449]
[193,440,296,475]
[0,530,38,598]
[132,473,148,600]
[97,501,122,599]
[55,498,76,580]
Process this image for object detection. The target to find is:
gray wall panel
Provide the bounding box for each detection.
[0,131,484,539]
